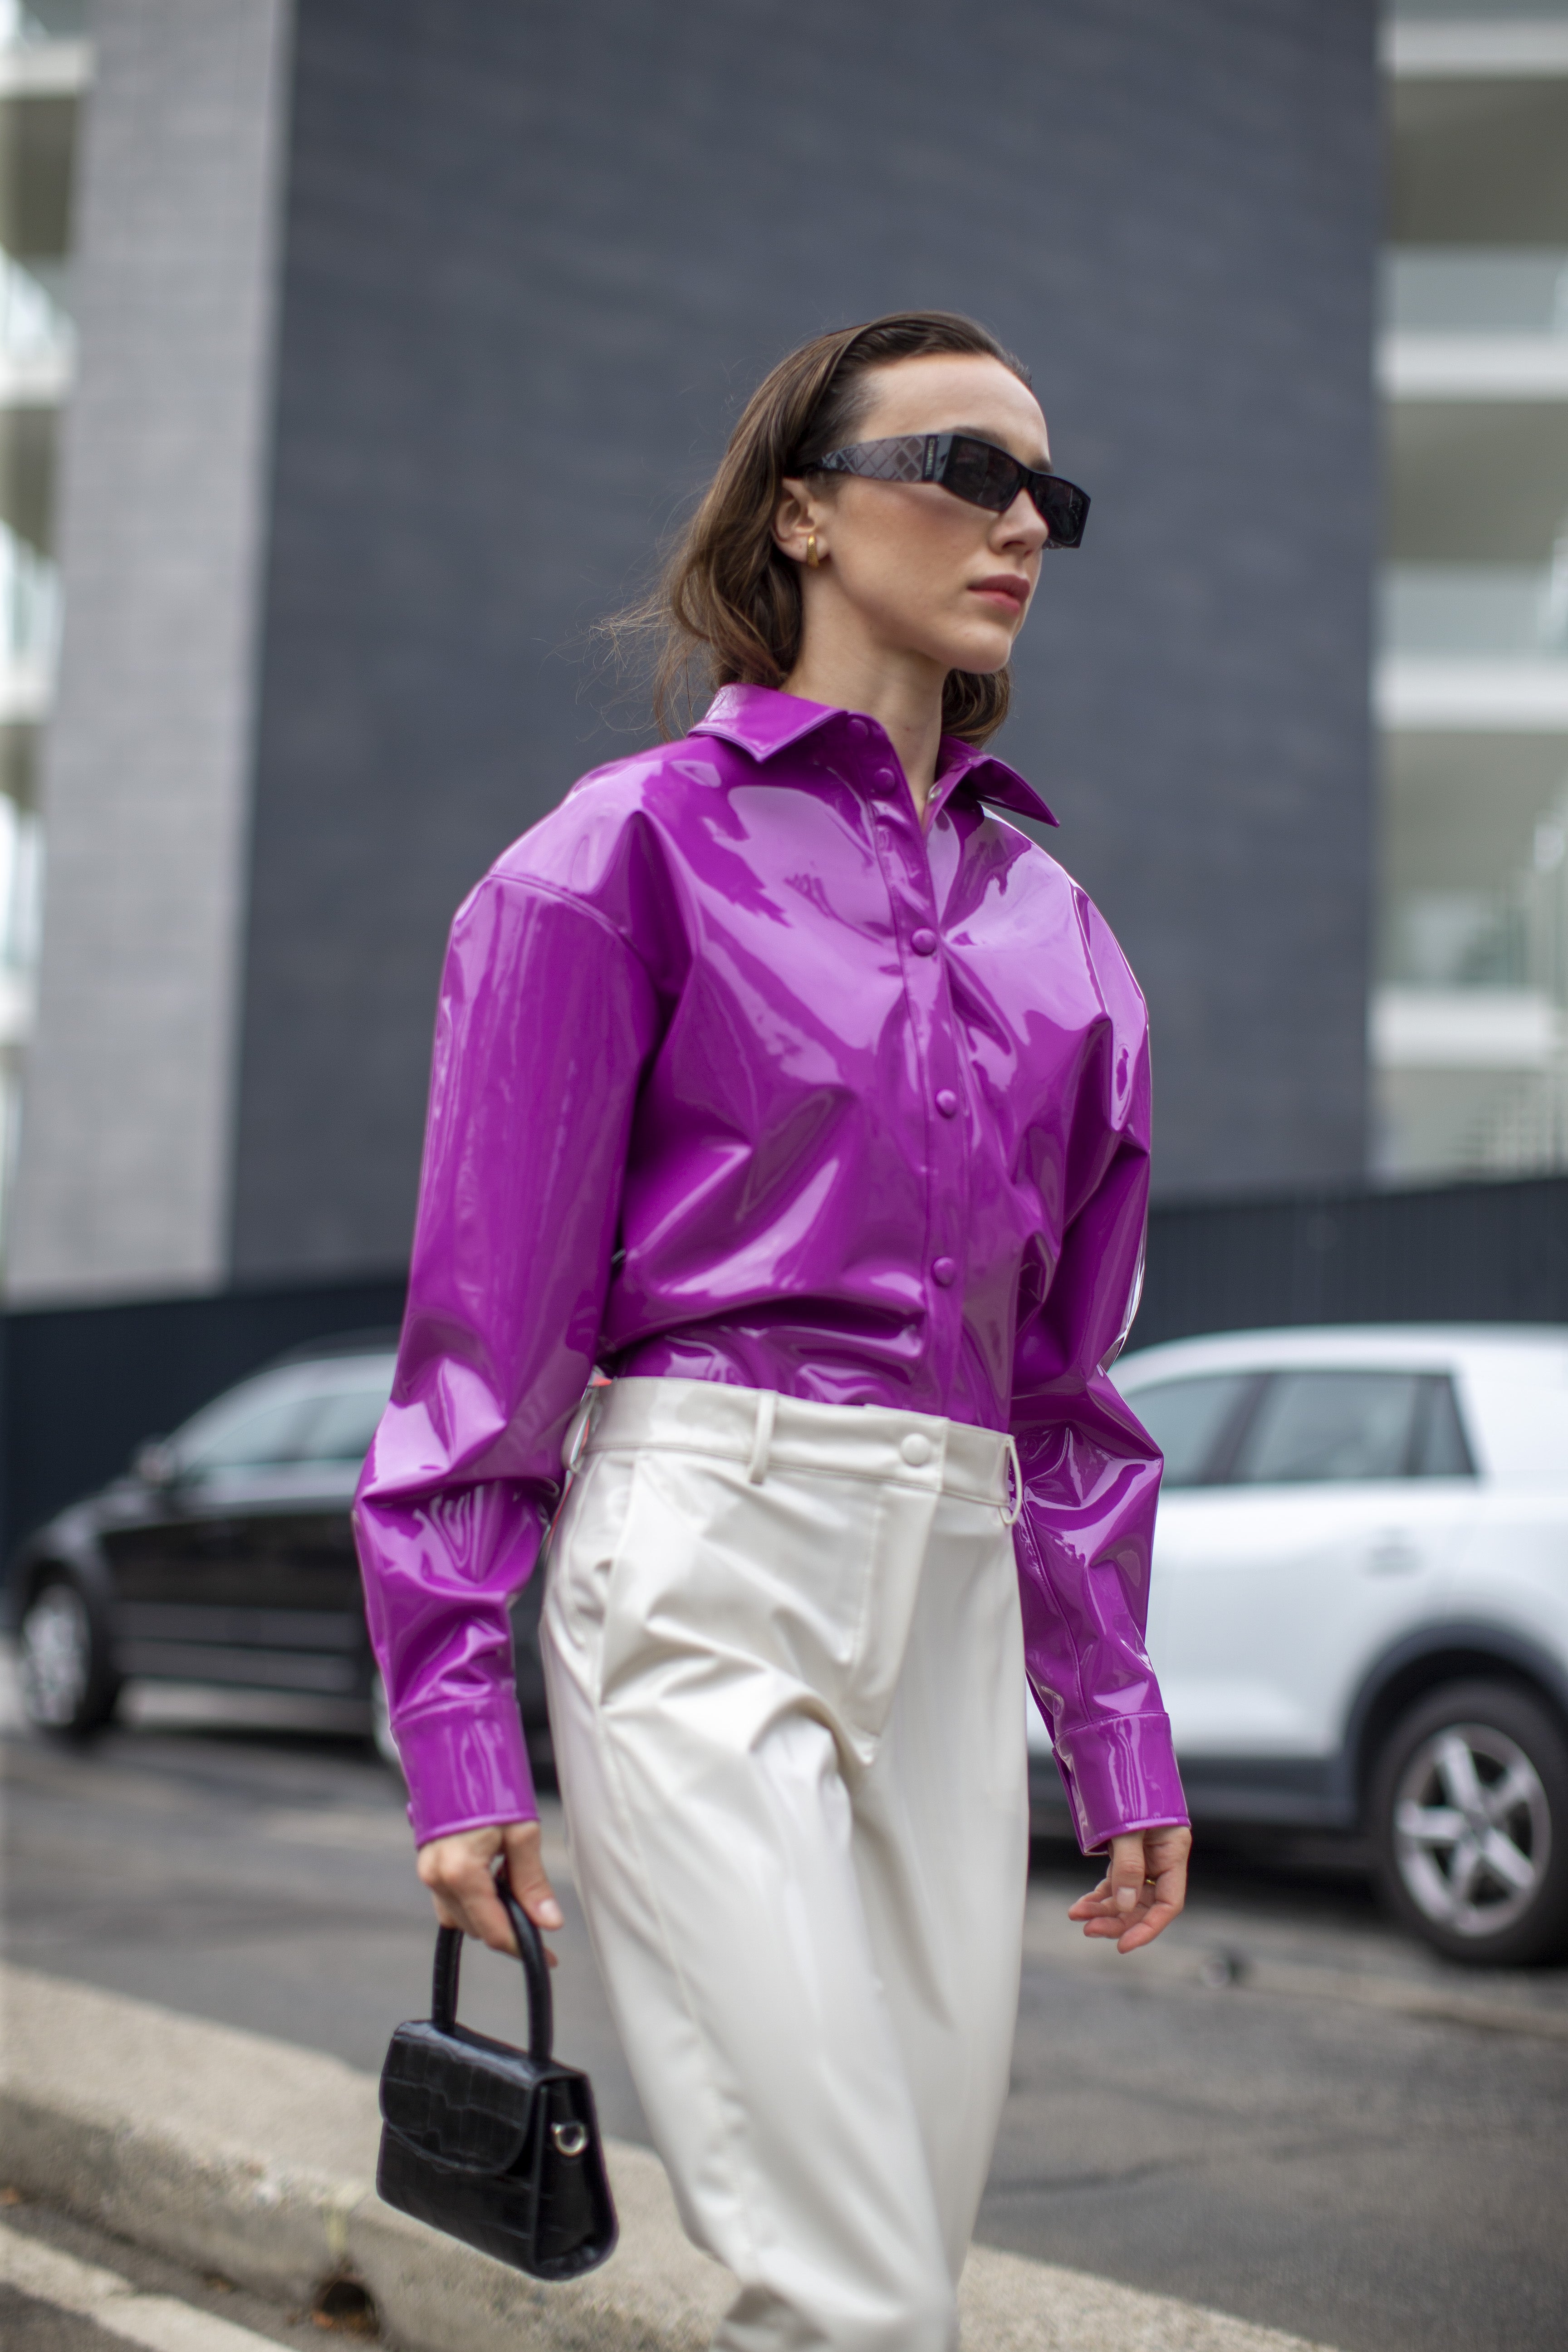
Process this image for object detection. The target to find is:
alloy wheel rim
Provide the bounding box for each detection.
[1392,1720,1549,1939]
[20,1585,92,1727]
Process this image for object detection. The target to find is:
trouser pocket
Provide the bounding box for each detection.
[589,1446,939,1769]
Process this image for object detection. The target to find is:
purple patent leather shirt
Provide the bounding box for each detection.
[354,683,1187,1852]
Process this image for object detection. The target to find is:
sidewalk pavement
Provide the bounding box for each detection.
[1,1962,1342,2352]
[1,2218,297,2352]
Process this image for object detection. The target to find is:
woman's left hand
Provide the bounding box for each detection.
[416,1820,564,1959]
[1067,1823,1191,1953]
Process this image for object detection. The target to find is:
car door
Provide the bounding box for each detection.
[216,1373,393,1695]
[1024,1369,1260,1807]
[104,1375,318,1679]
[1138,1366,1480,1788]
[104,1364,391,1693]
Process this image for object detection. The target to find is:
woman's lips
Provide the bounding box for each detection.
[969,575,1030,613]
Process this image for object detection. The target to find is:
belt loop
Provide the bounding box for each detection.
[1001,1432,1024,1527]
[747,1389,777,1484]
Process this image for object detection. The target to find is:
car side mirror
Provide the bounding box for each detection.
[132,1438,180,1490]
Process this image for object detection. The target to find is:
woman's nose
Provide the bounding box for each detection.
[997,490,1049,549]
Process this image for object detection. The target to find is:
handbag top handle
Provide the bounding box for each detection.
[431,1868,554,2062]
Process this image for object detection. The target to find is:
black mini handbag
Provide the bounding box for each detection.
[377,1876,617,2279]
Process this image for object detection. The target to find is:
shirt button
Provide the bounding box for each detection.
[900,1433,933,1466]
[935,1088,958,1118]
[932,1256,956,1287]
[911,928,938,956]
[872,765,899,796]
[848,715,871,740]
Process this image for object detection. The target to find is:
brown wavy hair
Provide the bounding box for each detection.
[608,311,1031,746]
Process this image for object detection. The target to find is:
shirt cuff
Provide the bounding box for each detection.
[393,1695,539,1846]
[1052,1710,1189,1852]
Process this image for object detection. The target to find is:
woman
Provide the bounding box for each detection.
[355,309,1191,2352]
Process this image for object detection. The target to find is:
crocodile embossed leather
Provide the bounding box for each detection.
[377,1877,617,2280]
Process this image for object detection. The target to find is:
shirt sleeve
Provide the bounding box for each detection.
[353,872,662,1844]
[1008,923,1188,1854]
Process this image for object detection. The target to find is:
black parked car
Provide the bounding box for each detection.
[6,1338,550,1768]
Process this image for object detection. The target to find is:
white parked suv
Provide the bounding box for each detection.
[1027,1325,1568,1966]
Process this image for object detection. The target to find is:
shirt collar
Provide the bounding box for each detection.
[691,682,1058,828]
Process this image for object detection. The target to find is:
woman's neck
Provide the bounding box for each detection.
[781,636,946,822]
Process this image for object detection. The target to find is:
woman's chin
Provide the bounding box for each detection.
[941,635,1014,679]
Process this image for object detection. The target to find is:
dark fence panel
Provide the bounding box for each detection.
[1133,1172,1568,1351]
[1,1276,407,1564]
[5,1174,1567,1565]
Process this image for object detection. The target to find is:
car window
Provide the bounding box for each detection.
[1229,1371,1424,1485]
[173,1386,314,1477]
[294,1379,394,1464]
[1411,1377,1475,1478]
[1121,1374,1255,1487]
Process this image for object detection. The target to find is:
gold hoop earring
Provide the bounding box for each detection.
[805,532,821,570]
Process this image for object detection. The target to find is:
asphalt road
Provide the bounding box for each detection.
[5,1685,1567,2352]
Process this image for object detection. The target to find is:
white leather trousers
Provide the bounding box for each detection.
[540,1377,1030,2352]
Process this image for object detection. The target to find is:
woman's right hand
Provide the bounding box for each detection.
[416,1820,564,1958]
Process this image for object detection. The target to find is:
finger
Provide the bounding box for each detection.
[440,1867,519,1952]
[1113,1894,1181,1952]
[425,1882,509,1946]
[1065,1872,1113,1921]
[1082,1907,1152,1940]
[421,1852,519,1952]
[1153,1859,1188,1916]
[1145,1825,1194,1876]
[501,1822,564,1932]
[1108,1847,1189,1950]
[416,1828,500,1904]
[1106,1833,1149,1917]
[464,1872,523,1954]
[1073,1898,1153,1935]
[1079,1882,1161,1938]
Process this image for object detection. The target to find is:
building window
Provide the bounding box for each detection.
[0,0,87,1250]
[1374,1,1568,1179]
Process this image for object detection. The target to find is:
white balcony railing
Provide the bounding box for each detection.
[1381,564,1568,661]
[0,1,87,51]
[0,522,59,681]
[1383,251,1568,340]
[1384,14,1568,79]
[1381,798,1567,995]
[1379,250,1568,397]
[1382,891,1530,994]
[1372,987,1564,1073]
[0,794,42,1067]
[0,253,73,374]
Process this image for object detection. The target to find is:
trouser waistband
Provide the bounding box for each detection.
[564,1376,1021,1524]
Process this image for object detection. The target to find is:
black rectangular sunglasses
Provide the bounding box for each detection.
[811,433,1089,548]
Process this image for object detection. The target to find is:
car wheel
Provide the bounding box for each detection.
[369,1669,403,1778]
[1370,1681,1568,1967]
[18,1573,120,1736]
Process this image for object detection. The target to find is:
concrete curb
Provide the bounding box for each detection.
[1,1964,1340,2352]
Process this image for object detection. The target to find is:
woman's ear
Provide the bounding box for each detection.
[772,477,821,565]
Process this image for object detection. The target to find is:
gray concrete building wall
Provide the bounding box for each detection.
[5,0,292,1302]
[231,0,1380,1284]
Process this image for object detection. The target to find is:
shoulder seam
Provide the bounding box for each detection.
[480,871,660,989]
